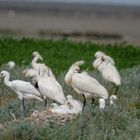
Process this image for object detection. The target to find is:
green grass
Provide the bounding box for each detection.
[0,37,140,75]
[0,37,140,140]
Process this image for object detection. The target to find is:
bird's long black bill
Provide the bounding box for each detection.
[82,93,86,111]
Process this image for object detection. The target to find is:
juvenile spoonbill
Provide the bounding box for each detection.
[32,51,55,78]
[65,60,108,110]
[66,95,83,113]
[93,51,121,94]
[109,95,117,105]
[23,69,66,107]
[50,103,72,114]
[0,70,42,116]
[6,61,16,69]
[50,100,82,114]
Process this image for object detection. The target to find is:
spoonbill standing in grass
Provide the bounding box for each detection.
[6,61,16,69]
[65,60,108,110]
[23,69,66,107]
[0,70,42,117]
[93,51,121,94]
[31,51,55,78]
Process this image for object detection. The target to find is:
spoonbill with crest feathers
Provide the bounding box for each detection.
[31,51,55,78]
[93,51,121,94]
[23,68,66,107]
[65,60,109,110]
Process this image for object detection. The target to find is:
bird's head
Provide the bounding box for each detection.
[0,70,9,78]
[95,51,105,59]
[65,60,85,85]
[66,95,73,100]
[32,51,43,61]
[66,101,73,109]
[71,60,85,73]
[93,57,104,68]
[109,95,117,105]
[7,61,16,69]
[51,103,58,109]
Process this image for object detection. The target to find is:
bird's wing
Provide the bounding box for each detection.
[11,80,41,96]
[37,64,55,78]
[103,55,115,65]
[72,72,108,99]
[38,77,66,104]
[102,64,121,85]
[22,68,38,77]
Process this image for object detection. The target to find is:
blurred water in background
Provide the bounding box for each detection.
[0,0,140,45]
[1,0,140,6]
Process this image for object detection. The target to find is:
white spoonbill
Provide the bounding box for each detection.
[66,95,83,113]
[6,61,16,69]
[23,69,66,107]
[50,100,82,114]
[95,51,115,65]
[93,51,121,84]
[109,95,117,105]
[31,51,55,78]
[50,103,72,114]
[0,70,42,116]
[65,60,108,110]
[93,51,121,94]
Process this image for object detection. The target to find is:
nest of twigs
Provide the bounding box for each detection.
[29,108,77,126]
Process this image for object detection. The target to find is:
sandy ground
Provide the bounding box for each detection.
[0,2,140,45]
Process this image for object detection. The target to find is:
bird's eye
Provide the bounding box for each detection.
[1,73,3,76]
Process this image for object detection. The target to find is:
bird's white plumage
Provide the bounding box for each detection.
[6,61,16,69]
[23,62,66,105]
[31,51,55,78]
[95,51,115,65]
[65,60,109,100]
[72,72,108,99]
[0,70,42,101]
[50,98,82,114]
[109,95,117,105]
[99,98,105,110]
[22,69,38,78]
[36,76,66,104]
[93,57,121,86]
[50,103,72,114]
[65,95,83,113]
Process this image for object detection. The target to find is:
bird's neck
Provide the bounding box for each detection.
[4,74,12,87]
[65,70,73,86]
[31,56,38,67]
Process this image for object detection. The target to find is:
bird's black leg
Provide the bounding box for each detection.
[82,93,86,111]
[92,98,95,105]
[113,84,119,95]
[20,99,25,118]
[44,98,47,107]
